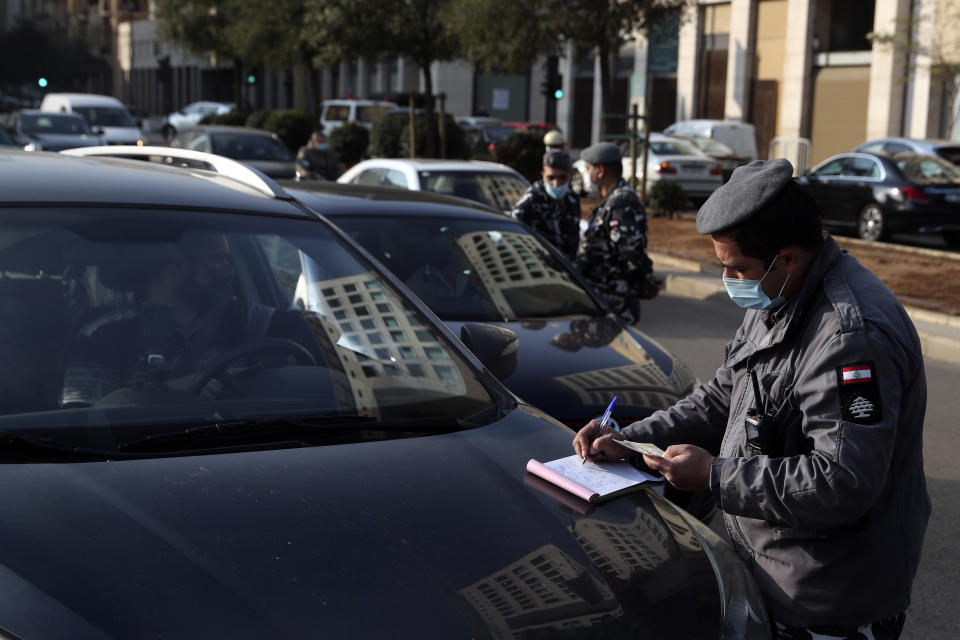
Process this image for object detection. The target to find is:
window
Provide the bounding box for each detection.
[813,159,845,177]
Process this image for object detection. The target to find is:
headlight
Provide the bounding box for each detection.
[649,491,771,639]
[24,142,42,152]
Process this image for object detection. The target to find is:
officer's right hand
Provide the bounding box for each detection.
[573,419,625,462]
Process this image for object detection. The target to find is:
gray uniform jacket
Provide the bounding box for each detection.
[622,235,930,627]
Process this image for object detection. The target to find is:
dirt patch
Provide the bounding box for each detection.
[646,216,960,316]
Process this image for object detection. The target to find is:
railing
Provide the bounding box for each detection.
[768,137,811,175]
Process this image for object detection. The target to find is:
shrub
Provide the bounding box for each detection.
[262,109,313,154]
[369,112,468,159]
[493,130,545,182]
[245,109,272,130]
[328,122,370,169]
[198,110,247,126]
[646,179,688,219]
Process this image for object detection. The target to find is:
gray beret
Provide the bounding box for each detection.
[580,142,621,165]
[696,158,795,234]
[543,150,572,171]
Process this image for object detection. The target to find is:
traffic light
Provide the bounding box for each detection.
[38,77,48,88]
[541,71,563,101]
[246,74,256,85]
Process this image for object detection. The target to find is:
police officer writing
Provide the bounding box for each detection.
[510,150,581,260]
[575,142,656,324]
[573,159,929,639]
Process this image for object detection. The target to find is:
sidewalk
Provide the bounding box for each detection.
[651,252,960,367]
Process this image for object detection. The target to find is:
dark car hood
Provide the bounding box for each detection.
[241,159,296,179]
[0,408,719,639]
[447,316,697,427]
[27,133,101,151]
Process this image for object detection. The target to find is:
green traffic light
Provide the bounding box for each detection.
[554,89,564,100]
[38,77,48,88]
[246,74,256,84]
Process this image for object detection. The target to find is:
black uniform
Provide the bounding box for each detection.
[510,180,581,260]
[576,178,654,324]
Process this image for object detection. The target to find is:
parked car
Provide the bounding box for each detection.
[455,115,504,128]
[319,98,397,136]
[170,125,296,179]
[39,92,144,145]
[574,133,723,206]
[664,119,759,162]
[3,109,104,151]
[162,101,235,140]
[502,121,560,133]
[0,146,769,639]
[461,122,515,158]
[853,137,960,168]
[669,134,751,183]
[794,151,960,243]
[337,158,530,212]
[0,126,15,147]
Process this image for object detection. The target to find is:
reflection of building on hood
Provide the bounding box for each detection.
[549,317,623,352]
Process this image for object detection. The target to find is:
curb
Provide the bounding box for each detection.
[650,251,960,367]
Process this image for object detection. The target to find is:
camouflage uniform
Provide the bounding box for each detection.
[510,180,581,260]
[575,178,653,324]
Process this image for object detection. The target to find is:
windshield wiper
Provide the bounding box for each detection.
[116,415,463,452]
[0,431,111,462]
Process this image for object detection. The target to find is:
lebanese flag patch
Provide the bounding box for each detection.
[841,365,872,384]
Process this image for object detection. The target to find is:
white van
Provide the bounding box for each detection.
[318,99,397,136]
[664,119,758,162]
[39,93,144,145]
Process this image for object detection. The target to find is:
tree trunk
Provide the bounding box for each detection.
[421,62,436,158]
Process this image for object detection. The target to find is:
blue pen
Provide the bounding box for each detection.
[583,396,618,464]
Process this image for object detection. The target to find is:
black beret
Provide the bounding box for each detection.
[543,150,572,171]
[580,142,621,165]
[696,158,795,234]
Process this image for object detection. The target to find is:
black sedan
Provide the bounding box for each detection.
[1,148,768,638]
[794,151,960,243]
[4,109,104,151]
[170,125,297,178]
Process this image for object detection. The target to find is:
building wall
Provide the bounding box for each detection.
[809,65,871,162]
[752,0,788,158]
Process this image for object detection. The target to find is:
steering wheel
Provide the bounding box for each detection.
[188,337,317,395]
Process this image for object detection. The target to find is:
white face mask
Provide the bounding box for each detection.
[582,169,598,195]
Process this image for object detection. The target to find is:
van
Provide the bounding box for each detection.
[318,99,397,136]
[663,119,759,162]
[39,93,144,145]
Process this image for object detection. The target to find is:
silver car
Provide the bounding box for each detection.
[854,137,960,168]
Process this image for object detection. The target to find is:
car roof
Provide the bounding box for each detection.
[43,93,125,106]
[15,109,83,118]
[281,180,512,220]
[178,125,279,137]
[346,158,521,173]
[0,149,306,215]
[857,136,956,148]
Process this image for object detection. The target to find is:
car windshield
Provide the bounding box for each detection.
[72,106,136,128]
[418,171,529,211]
[648,138,702,156]
[895,154,960,182]
[21,114,94,136]
[356,105,394,123]
[0,208,496,451]
[484,127,514,143]
[211,133,293,161]
[333,215,602,321]
[690,137,735,156]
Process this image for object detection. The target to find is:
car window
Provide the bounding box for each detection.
[324,105,350,121]
[353,169,385,186]
[21,114,93,135]
[334,216,602,321]
[210,133,293,161]
[72,106,136,128]
[935,147,960,166]
[418,171,529,211]
[0,208,495,449]
[859,142,884,152]
[812,158,845,176]
[649,138,701,156]
[356,105,393,124]
[190,136,210,153]
[884,142,912,153]
[843,157,881,178]
[896,154,960,182]
[383,169,408,188]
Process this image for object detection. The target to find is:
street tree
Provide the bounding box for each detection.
[868,3,960,138]
[0,20,105,96]
[452,0,691,136]
[302,0,460,157]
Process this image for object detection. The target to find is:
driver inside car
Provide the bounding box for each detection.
[60,231,314,407]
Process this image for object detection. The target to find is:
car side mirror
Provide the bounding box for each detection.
[459,322,518,381]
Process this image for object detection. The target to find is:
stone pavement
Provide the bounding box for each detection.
[651,252,960,367]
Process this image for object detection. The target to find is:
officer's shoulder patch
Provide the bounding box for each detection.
[836,362,882,425]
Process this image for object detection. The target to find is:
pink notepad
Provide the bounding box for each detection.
[526,455,661,503]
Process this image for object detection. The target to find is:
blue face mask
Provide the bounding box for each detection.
[722,255,790,310]
[544,183,570,199]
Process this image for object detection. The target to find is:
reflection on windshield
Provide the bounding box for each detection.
[0,209,494,446]
[335,217,601,321]
[418,171,529,211]
[73,106,136,128]
[22,115,94,136]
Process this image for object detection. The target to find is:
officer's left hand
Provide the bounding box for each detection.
[642,444,714,491]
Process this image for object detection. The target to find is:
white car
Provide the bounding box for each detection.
[337,158,530,212]
[319,99,397,136]
[162,101,235,140]
[574,133,723,205]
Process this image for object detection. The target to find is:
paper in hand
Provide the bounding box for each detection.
[617,440,666,458]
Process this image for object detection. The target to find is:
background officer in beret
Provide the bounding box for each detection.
[573,159,929,638]
[575,142,656,324]
[509,150,581,260]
